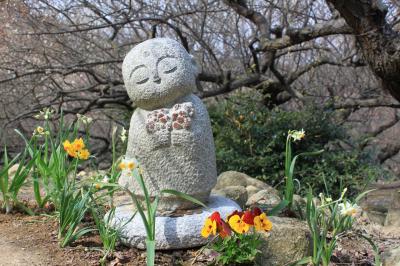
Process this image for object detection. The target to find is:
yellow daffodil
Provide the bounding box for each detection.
[63,140,72,150]
[63,138,89,160]
[78,149,90,160]
[72,138,85,150]
[254,213,272,232]
[201,218,217,238]
[228,214,250,234]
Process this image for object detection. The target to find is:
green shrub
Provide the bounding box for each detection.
[209,93,388,197]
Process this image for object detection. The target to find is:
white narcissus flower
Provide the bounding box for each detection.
[291,129,305,141]
[77,114,93,125]
[40,107,55,120]
[338,201,361,218]
[120,127,127,143]
[118,158,136,172]
[102,175,110,183]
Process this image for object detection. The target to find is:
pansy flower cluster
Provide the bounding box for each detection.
[201,207,272,238]
[63,138,90,160]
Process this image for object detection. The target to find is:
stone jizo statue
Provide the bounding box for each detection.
[120,38,217,211]
[111,38,239,250]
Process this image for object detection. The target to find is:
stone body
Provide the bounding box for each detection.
[119,38,217,210]
[110,196,240,250]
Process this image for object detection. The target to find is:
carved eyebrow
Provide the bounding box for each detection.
[156,55,176,66]
[129,64,146,78]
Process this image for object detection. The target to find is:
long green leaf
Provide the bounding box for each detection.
[355,189,375,203]
[358,233,381,266]
[289,149,324,179]
[14,129,35,158]
[124,188,151,239]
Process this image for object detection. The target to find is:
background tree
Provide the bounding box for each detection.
[1,0,399,173]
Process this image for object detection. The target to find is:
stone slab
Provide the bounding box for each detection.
[109,195,240,250]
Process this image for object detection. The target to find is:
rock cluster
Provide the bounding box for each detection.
[211,171,281,208]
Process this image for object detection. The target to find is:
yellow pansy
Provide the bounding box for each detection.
[228,214,250,234]
[201,218,217,238]
[254,213,272,232]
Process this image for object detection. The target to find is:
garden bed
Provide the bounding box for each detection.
[1,208,399,265]
[0,212,209,266]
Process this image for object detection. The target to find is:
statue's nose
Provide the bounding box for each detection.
[152,72,161,84]
[153,77,161,84]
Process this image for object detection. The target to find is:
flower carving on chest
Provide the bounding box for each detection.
[145,102,195,133]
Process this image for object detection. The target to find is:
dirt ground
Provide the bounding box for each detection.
[1,210,400,266]
[0,212,210,266]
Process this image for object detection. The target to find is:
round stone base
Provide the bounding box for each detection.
[109,195,240,250]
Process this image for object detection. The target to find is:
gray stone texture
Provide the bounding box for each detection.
[120,38,217,211]
[360,183,400,226]
[211,185,248,208]
[383,246,400,266]
[246,189,281,210]
[110,196,240,250]
[211,171,281,209]
[256,216,312,266]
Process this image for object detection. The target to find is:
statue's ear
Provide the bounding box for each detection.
[190,55,199,77]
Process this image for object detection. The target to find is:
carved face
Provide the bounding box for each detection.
[122,38,198,110]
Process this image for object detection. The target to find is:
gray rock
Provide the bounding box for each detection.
[246,185,260,198]
[244,176,276,192]
[109,196,240,250]
[384,208,400,227]
[256,216,312,266]
[120,38,217,211]
[214,171,277,194]
[359,184,400,213]
[293,194,307,210]
[214,171,248,189]
[383,246,400,266]
[211,186,248,208]
[246,189,281,209]
[366,210,387,225]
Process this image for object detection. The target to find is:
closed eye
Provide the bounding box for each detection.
[164,66,177,74]
[129,64,149,84]
[136,78,149,84]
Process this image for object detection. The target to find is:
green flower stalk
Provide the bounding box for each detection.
[284,129,323,210]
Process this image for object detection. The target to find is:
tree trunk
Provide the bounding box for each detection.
[327,0,400,102]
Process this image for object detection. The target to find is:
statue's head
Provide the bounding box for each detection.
[122,38,199,110]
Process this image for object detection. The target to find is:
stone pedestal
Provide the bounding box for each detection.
[109,196,240,250]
